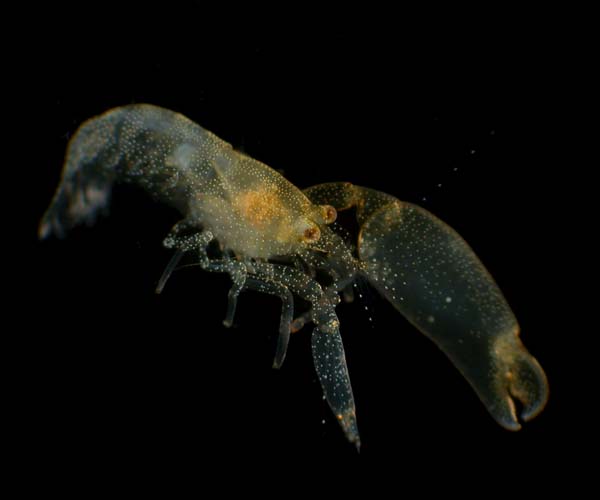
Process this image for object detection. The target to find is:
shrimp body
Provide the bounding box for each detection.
[40,104,329,259]
[41,105,548,449]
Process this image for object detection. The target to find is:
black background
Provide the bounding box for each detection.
[14,2,576,487]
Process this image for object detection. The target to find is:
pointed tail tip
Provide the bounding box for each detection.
[38,215,66,240]
[38,221,50,240]
[37,216,56,240]
[38,201,70,240]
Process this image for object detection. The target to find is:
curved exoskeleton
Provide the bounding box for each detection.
[40,104,548,449]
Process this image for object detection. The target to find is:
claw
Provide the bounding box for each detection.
[358,198,548,429]
[488,332,549,429]
[311,323,360,450]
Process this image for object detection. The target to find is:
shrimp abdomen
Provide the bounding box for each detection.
[39,107,126,238]
[39,104,231,239]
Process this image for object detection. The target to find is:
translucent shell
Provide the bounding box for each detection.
[41,105,548,449]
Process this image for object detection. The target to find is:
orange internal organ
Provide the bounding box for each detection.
[235,186,288,231]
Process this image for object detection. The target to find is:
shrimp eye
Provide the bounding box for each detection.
[303,225,321,243]
[321,204,337,224]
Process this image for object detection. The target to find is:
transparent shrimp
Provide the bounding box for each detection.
[40,104,548,449]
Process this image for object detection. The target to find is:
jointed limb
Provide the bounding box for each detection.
[243,278,294,369]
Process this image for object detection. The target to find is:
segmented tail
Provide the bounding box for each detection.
[39,108,125,239]
[39,104,213,239]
